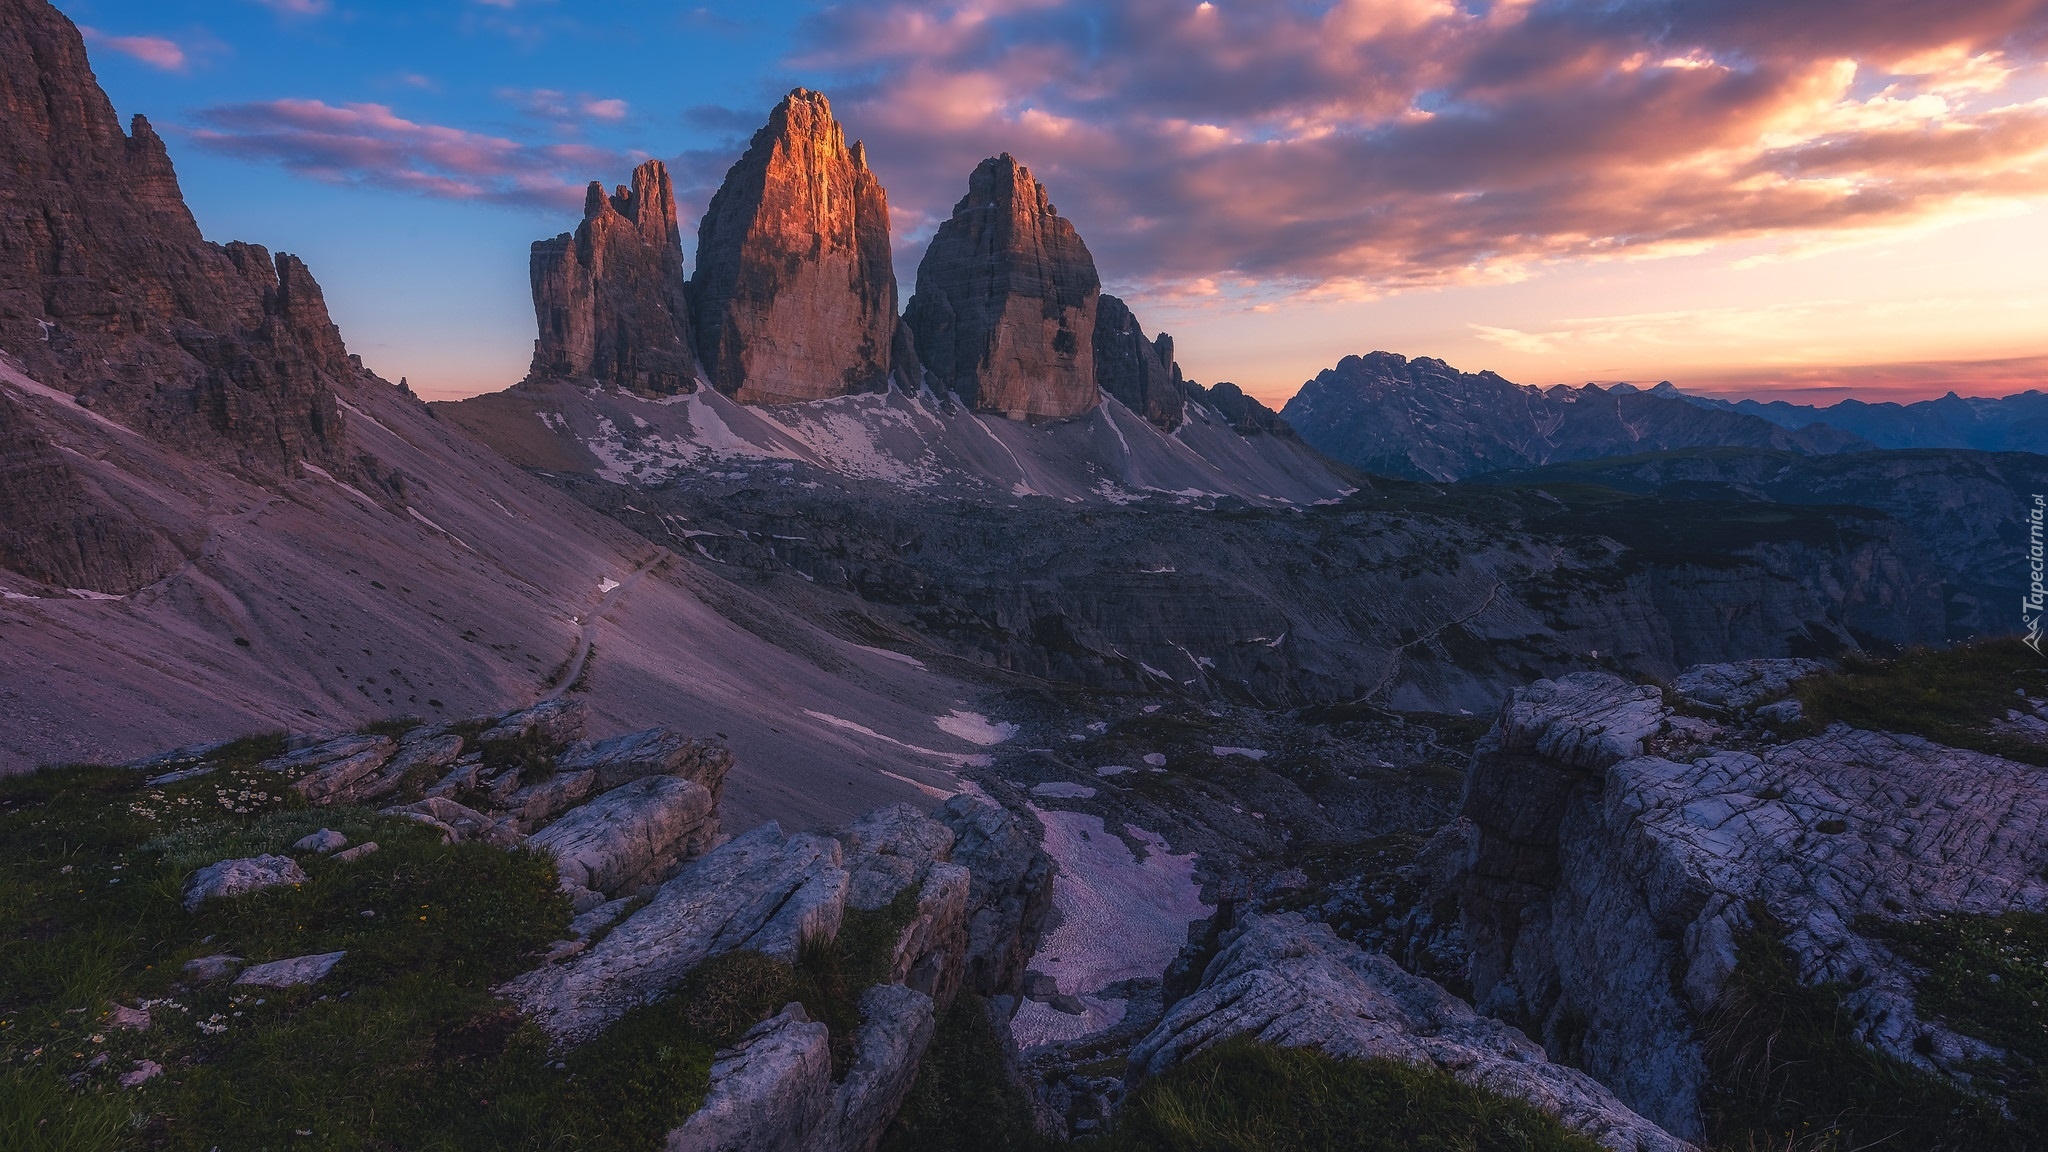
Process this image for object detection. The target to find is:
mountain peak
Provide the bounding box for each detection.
[904,155,1101,420]
[690,87,897,404]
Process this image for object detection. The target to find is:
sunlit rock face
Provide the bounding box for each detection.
[905,154,1102,421]
[0,0,361,479]
[528,160,698,396]
[690,89,898,405]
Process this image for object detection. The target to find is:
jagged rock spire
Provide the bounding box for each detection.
[690,88,897,404]
[528,159,697,396]
[904,154,1101,421]
[1094,294,1185,430]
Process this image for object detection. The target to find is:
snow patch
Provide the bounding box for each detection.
[1009,809,1209,1049]
[66,588,123,601]
[1212,746,1269,761]
[598,577,621,594]
[802,709,984,768]
[855,645,925,669]
[934,710,1017,746]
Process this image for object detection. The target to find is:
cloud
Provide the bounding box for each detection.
[252,0,331,15]
[79,27,188,71]
[500,88,632,126]
[187,99,630,210]
[789,0,2048,297]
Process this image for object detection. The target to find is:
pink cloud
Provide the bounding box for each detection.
[188,99,629,210]
[792,0,2048,295]
[79,27,188,72]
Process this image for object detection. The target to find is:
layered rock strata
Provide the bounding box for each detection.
[1130,913,1692,1152]
[1457,665,2048,1139]
[904,154,1101,420]
[691,89,896,404]
[0,0,364,477]
[528,161,697,395]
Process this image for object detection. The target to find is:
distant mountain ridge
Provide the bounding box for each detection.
[1278,351,1868,481]
[1663,384,2048,451]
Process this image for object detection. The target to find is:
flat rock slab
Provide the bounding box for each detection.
[558,728,734,795]
[1132,914,1691,1152]
[184,854,307,911]
[526,774,716,896]
[1670,658,1829,714]
[501,822,848,1045]
[234,950,346,988]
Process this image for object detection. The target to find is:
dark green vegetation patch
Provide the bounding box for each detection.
[1795,637,2048,765]
[0,755,868,1151]
[1703,913,2035,1151]
[1103,1037,1605,1152]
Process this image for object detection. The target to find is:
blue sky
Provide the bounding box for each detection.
[56,0,2048,404]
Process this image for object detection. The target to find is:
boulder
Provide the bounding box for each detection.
[690,89,896,405]
[425,753,485,798]
[183,855,306,911]
[500,823,849,1045]
[180,954,243,982]
[665,1003,831,1152]
[904,154,1101,420]
[838,803,955,911]
[934,793,1055,996]
[556,728,734,798]
[234,950,346,988]
[528,159,697,396]
[293,829,347,854]
[526,774,719,897]
[1129,914,1691,1152]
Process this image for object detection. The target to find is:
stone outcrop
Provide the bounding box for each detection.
[1457,666,2048,1139]
[0,0,366,478]
[259,734,397,804]
[690,89,896,405]
[666,986,936,1152]
[1130,913,1692,1152]
[528,160,697,396]
[904,155,1101,420]
[1092,295,1184,430]
[556,727,733,801]
[526,774,718,899]
[934,793,1056,996]
[837,804,973,1010]
[669,1003,832,1152]
[502,822,850,1044]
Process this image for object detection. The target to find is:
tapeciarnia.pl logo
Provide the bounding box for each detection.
[2028,493,2046,654]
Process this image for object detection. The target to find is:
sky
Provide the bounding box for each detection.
[55,0,2048,407]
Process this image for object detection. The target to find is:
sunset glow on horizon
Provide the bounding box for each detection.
[61,0,2048,408]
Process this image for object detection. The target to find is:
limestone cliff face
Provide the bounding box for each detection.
[905,154,1101,421]
[528,161,697,396]
[1094,294,1184,429]
[0,0,361,477]
[690,89,896,404]
[0,389,180,594]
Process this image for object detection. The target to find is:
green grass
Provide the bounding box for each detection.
[1701,913,2030,1152]
[1103,1037,1605,1151]
[0,753,922,1151]
[1862,911,2048,1132]
[1794,638,2048,765]
[881,994,1056,1152]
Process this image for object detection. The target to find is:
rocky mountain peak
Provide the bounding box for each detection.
[0,0,365,479]
[527,158,696,396]
[690,87,897,404]
[904,153,1102,420]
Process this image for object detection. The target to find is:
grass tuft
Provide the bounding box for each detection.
[1795,638,2048,765]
